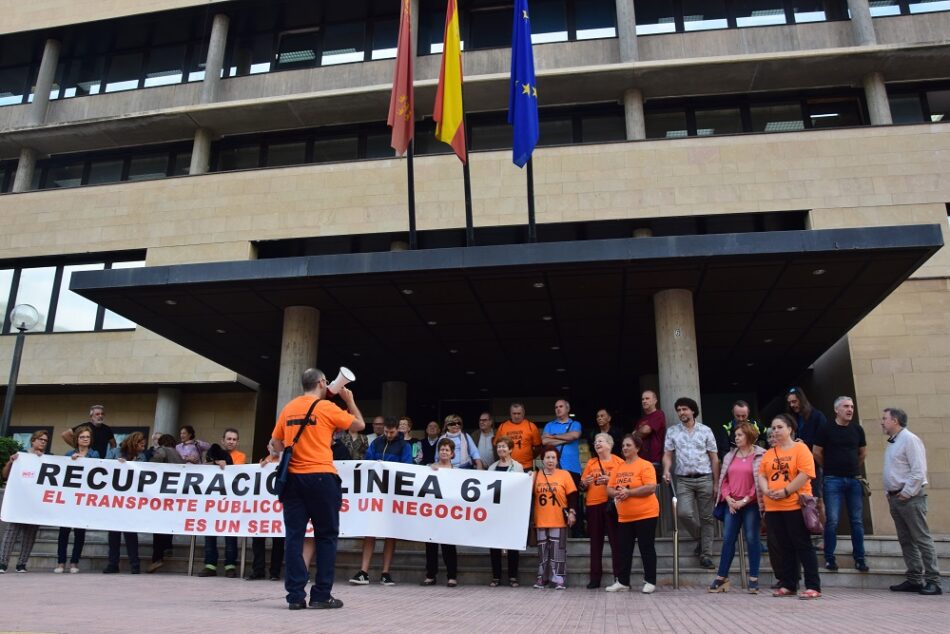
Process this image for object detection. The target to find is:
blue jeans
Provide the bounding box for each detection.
[281,472,341,604]
[203,536,238,567]
[823,475,865,563]
[716,505,761,578]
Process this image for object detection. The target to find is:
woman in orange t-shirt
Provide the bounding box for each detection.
[606,434,659,594]
[532,446,577,589]
[580,432,625,589]
[757,413,821,600]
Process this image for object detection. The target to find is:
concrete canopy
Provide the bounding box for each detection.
[69,224,942,403]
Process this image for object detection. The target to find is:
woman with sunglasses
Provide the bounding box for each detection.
[0,430,49,573]
[55,425,100,573]
[438,414,483,470]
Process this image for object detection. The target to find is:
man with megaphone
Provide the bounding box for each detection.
[269,367,365,611]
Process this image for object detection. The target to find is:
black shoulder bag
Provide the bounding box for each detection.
[274,398,320,496]
[597,455,619,520]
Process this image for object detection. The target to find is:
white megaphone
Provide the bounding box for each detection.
[327,367,356,395]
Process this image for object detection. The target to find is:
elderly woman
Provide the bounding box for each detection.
[439,414,483,469]
[606,434,659,594]
[532,445,577,590]
[0,430,49,573]
[147,434,183,572]
[709,422,766,593]
[487,436,525,587]
[422,438,460,587]
[55,425,101,573]
[176,425,210,464]
[758,414,821,600]
[580,432,625,589]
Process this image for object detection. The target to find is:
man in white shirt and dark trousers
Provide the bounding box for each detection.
[881,407,942,596]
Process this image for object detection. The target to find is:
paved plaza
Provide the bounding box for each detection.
[0,573,946,634]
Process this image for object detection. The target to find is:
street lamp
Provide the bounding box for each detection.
[0,304,40,438]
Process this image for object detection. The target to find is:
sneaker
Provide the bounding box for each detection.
[269,574,281,581]
[15,564,27,573]
[147,561,164,573]
[225,568,237,578]
[890,580,924,593]
[855,561,869,573]
[102,565,119,574]
[0,564,6,573]
[554,583,566,590]
[919,582,943,596]
[54,565,65,574]
[69,566,80,574]
[642,582,657,594]
[244,571,266,580]
[824,561,838,572]
[586,581,600,589]
[380,572,396,586]
[700,557,715,569]
[288,601,308,611]
[533,577,546,589]
[605,581,630,592]
[197,566,217,577]
[349,570,370,585]
[310,596,344,609]
[130,566,141,575]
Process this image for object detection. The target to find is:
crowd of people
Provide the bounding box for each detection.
[0,384,942,606]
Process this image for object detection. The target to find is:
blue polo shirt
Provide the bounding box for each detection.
[543,418,582,474]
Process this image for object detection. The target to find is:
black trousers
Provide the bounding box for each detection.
[616,517,658,586]
[766,510,821,592]
[151,533,173,563]
[425,543,457,580]
[251,537,284,576]
[489,548,519,580]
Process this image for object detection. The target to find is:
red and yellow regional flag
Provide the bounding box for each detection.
[388,0,414,155]
[433,0,466,163]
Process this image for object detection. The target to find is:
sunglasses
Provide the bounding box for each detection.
[447,422,461,426]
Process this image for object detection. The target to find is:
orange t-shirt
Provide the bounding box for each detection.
[532,469,577,528]
[271,396,354,474]
[229,449,247,465]
[581,454,625,506]
[759,442,815,512]
[495,420,542,469]
[608,458,660,523]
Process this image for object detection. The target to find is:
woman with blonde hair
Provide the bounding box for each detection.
[0,430,49,573]
[580,432,624,589]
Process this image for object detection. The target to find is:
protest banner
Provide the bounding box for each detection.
[0,454,531,550]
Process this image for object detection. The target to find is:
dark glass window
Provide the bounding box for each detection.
[531,0,569,44]
[806,97,864,128]
[60,57,106,98]
[104,52,145,93]
[646,110,689,139]
[87,159,125,185]
[313,137,359,163]
[128,154,170,181]
[471,121,512,151]
[144,45,187,88]
[322,22,365,66]
[173,153,192,175]
[0,66,29,106]
[371,17,399,60]
[580,113,626,142]
[869,0,901,16]
[750,102,805,132]
[695,108,743,135]
[682,0,729,31]
[44,163,85,189]
[266,141,308,167]
[791,0,829,22]
[735,0,787,27]
[277,30,320,68]
[575,0,616,39]
[908,0,950,13]
[218,145,262,171]
[888,94,925,123]
[229,33,276,76]
[55,263,104,332]
[635,0,677,34]
[537,118,574,146]
[365,132,396,158]
[927,89,950,122]
[468,7,512,50]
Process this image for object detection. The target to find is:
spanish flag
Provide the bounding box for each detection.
[433,0,466,163]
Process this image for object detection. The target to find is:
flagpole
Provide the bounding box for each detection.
[526,157,536,242]
[461,111,474,247]
[407,139,417,249]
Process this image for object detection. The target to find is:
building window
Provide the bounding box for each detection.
[1,257,145,335]
[870,0,950,15]
[634,0,851,34]
[0,31,44,107]
[34,143,191,191]
[886,82,950,123]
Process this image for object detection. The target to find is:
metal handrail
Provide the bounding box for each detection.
[187,535,196,576]
[668,479,679,589]
[737,530,748,589]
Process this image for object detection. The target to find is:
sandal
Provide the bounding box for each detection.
[772,587,796,597]
[421,578,437,586]
[509,577,520,588]
[489,578,500,587]
[798,589,821,600]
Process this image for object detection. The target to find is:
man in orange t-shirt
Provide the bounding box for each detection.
[199,428,247,578]
[270,368,364,610]
[495,402,542,470]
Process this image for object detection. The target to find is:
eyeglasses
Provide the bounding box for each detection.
[447,422,461,427]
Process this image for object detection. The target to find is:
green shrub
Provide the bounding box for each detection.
[0,436,24,486]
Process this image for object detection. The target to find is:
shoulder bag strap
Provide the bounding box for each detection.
[288,398,321,449]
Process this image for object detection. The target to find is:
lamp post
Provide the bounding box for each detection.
[0,304,39,438]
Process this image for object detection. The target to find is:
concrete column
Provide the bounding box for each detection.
[276,306,320,414]
[201,13,230,103]
[654,289,702,421]
[624,88,646,141]
[153,387,182,436]
[615,0,639,62]
[863,71,892,125]
[29,38,61,126]
[847,0,876,46]
[381,381,408,418]
[11,148,37,193]
[189,128,212,175]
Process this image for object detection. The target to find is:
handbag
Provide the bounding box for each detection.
[274,397,321,496]
[799,493,824,535]
[595,455,619,520]
[857,475,872,498]
[713,500,728,522]
[540,469,572,525]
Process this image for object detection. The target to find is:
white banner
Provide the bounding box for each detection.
[0,454,531,550]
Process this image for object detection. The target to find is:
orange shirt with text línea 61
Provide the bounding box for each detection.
[495,420,542,469]
[608,458,660,523]
[759,441,815,512]
[581,454,625,506]
[532,469,577,528]
[271,396,355,474]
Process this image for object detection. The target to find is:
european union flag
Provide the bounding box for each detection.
[508,0,539,168]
